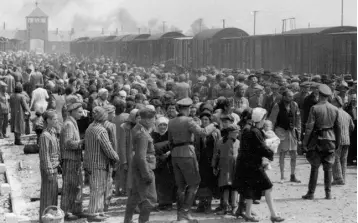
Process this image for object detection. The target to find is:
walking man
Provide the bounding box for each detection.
[84,106,119,221]
[60,96,84,220]
[269,90,301,183]
[124,108,157,223]
[168,98,217,222]
[302,84,341,200]
[332,96,354,185]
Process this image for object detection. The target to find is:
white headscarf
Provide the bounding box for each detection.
[252,107,267,122]
[155,116,169,135]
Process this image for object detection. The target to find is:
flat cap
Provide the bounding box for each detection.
[318,84,332,96]
[177,97,193,107]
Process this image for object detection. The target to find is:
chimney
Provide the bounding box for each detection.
[71,28,74,35]
[56,28,58,34]
[101,28,104,34]
[3,22,5,30]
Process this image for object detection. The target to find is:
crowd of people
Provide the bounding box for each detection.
[0,51,356,223]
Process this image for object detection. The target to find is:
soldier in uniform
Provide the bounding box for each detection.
[168,98,218,223]
[302,84,341,200]
[124,108,157,223]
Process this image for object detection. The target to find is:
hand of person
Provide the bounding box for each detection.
[121,163,128,171]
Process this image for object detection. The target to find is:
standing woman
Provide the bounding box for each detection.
[10,83,31,145]
[151,116,176,211]
[195,111,221,213]
[235,108,284,222]
[39,110,60,223]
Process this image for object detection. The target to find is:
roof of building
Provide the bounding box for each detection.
[282,26,357,35]
[193,28,249,40]
[27,6,48,17]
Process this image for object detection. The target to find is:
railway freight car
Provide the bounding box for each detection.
[117,34,151,63]
[133,32,185,67]
[219,26,357,78]
[173,37,194,68]
[191,28,249,68]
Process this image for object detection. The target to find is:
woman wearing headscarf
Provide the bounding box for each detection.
[194,111,221,213]
[234,108,284,222]
[9,83,31,145]
[151,116,176,211]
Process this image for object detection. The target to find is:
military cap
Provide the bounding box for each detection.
[177,98,193,107]
[318,84,332,96]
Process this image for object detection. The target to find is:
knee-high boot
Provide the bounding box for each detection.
[182,191,198,223]
[324,169,332,199]
[302,166,318,199]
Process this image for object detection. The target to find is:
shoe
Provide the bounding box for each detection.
[87,215,107,222]
[270,216,285,222]
[64,213,79,221]
[242,214,259,222]
[302,193,314,200]
[253,200,260,204]
[332,180,345,186]
[325,192,332,200]
[290,174,301,183]
[231,206,238,216]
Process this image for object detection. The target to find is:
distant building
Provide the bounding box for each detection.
[0,3,107,53]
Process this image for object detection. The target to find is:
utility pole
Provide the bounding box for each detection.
[282,19,286,33]
[341,0,344,26]
[222,19,225,28]
[162,21,166,33]
[252,10,259,35]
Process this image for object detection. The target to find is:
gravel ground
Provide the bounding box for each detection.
[0,142,357,223]
[0,161,11,223]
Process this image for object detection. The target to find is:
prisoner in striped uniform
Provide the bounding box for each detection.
[39,110,60,223]
[103,104,117,211]
[124,108,157,223]
[59,96,84,220]
[84,106,119,221]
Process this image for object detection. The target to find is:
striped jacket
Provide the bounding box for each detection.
[60,116,82,161]
[39,128,60,175]
[338,108,355,145]
[84,122,119,171]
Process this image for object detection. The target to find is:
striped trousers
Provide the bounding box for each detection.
[60,160,83,214]
[88,169,108,215]
[39,170,58,223]
[105,167,113,208]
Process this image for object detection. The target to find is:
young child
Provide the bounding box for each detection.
[262,120,280,170]
[31,111,44,145]
[212,124,240,215]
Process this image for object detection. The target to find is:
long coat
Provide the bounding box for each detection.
[234,124,274,200]
[10,93,30,134]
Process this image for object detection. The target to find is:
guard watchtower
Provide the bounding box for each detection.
[26,2,48,52]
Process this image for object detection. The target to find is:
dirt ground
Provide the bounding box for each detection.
[0,140,356,223]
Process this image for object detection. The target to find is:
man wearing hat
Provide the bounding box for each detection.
[245,74,264,108]
[124,108,157,223]
[336,81,350,107]
[302,84,342,200]
[84,106,119,221]
[168,98,217,222]
[60,96,85,220]
[263,83,282,117]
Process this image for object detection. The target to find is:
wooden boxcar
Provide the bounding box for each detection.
[173,37,194,68]
[192,28,249,68]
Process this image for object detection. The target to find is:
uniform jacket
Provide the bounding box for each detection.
[131,123,156,182]
[168,115,216,158]
[39,128,60,175]
[84,122,119,171]
[60,116,82,161]
[9,93,30,134]
[303,101,342,152]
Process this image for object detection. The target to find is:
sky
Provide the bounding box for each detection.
[0,0,357,35]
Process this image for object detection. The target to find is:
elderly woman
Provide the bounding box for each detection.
[10,83,31,145]
[194,111,221,213]
[39,110,60,223]
[93,88,109,107]
[151,116,176,211]
[234,108,284,222]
